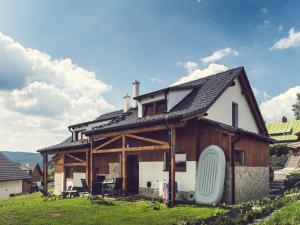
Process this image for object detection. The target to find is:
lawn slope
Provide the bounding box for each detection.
[0,193,220,225]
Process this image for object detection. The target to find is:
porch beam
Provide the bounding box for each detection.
[63,154,66,191]
[92,145,169,154]
[169,128,176,207]
[85,150,89,188]
[40,148,89,155]
[65,162,86,167]
[89,139,94,189]
[126,133,169,146]
[65,153,86,163]
[93,135,122,151]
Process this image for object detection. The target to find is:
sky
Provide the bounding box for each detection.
[0,0,300,152]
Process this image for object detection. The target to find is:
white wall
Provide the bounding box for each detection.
[139,161,196,192]
[65,172,86,189]
[54,172,64,195]
[206,78,259,133]
[0,180,23,198]
[167,89,193,111]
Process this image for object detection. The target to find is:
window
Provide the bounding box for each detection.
[232,102,238,127]
[143,100,166,117]
[234,150,245,165]
[74,130,87,141]
[163,152,187,172]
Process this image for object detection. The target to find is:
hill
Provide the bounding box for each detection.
[0,151,43,165]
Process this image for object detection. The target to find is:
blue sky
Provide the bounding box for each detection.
[0,0,300,151]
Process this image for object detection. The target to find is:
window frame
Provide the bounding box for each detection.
[232,102,238,128]
[163,152,187,172]
[143,100,167,117]
[234,149,245,166]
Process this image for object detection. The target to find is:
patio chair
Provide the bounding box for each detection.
[92,181,103,198]
[81,179,91,198]
[39,188,56,201]
[113,178,123,197]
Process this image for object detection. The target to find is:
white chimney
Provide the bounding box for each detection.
[123,94,131,112]
[132,80,140,108]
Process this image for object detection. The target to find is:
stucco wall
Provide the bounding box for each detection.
[0,180,23,198]
[139,161,196,192]
[206,78,259,133]
[54,172,64,195]
[167,89,192,111]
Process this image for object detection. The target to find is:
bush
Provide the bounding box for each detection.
[270,144,289,156]
[270,155,289,170]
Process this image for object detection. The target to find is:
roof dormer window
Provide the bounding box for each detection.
[143,100,166,117]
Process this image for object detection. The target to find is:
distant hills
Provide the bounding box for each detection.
[1,151,43,165]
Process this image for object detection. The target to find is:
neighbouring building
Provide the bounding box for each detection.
[19,163,43,187]
[266,118,300,153]
[0,152,32,198]
[39,67,273,204]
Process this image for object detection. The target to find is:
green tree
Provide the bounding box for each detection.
[292,93,300,120]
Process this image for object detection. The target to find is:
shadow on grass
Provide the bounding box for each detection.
[90,198,115,206]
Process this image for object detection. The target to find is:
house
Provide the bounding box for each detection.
[19,163,43,187]
[0,152,32,198]
[39,67,273,205]
[266,118,300,153]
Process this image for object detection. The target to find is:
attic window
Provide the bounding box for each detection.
[143,100,166,117]
[232,102,238,128]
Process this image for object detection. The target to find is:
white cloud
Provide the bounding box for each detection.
[252,87,271,103]
[149,77,166,85]
[0,32,114,151]
[261,8,269,14]
[278,25,284,32]
[201,48,239,64]
[173,62,227,85]
[259,86,300,122]
[270,28,300,50]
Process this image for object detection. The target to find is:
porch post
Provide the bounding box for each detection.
[122,134,127,195]
[63,153,66,191]
[86,150,89,188]
[169,128,176,207]
[90,138,94,189]
[43,153,48,193]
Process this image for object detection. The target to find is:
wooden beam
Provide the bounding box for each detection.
[93,145,169,154]
[41,148,89,155]
[90,139,93,189]
[169,128,176,207]
[65,153,86,163]
[126,134,168,146]
[122,135,127,195]
[93,135,122,151]
[43,154,48,193]
[65,162,86,167]
[90,124,168,139]
[63,154,66,191]
[85,150,89,187]
[93,148,123,154]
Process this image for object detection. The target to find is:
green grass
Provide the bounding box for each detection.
[258,201,300,225]
[0,193,220,225]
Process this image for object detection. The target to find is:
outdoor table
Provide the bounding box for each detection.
[102,180,115,198]
[62,190,79,199]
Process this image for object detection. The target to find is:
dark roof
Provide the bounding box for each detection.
[0,152,32,182]
[38,136,89,153]
[68,110,124,128]
[85,67,245,134]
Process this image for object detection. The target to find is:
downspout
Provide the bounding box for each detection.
[231,130,242,205]
[165,114,172,207]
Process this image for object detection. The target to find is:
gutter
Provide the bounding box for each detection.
[231,130,243,205]
[165,114,173,207]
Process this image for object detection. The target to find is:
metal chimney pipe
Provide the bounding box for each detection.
[132,80,140,108]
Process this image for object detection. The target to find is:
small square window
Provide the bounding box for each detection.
[235,150,245,165]
[163,152,187,172]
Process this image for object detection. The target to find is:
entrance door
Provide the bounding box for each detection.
[126,154,139,194]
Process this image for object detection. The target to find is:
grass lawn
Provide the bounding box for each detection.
[0,193,220,225]
[258,200,300,225]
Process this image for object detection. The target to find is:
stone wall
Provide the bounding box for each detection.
[235,166,269,203]
[107,162,120,180]
[138,187,188,201]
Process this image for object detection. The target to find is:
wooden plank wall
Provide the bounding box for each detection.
[93,153,119,177]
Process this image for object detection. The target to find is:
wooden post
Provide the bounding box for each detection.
[43,154,48,193]
[86,150,89,187]
[169,128,176,207]
[90,139,94,189]
[63,153,66,191]
[122,134,127,195]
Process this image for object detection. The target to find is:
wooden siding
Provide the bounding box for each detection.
[54,154,64,173]
[93,153,119,176]
[22,180,31,193]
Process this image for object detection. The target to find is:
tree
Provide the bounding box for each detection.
[292,93,300,120]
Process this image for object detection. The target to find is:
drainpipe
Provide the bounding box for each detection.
[68,127,73,141]
[231,130,242,205]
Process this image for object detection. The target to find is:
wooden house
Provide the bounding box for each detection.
[39,67,273,205]
[19,163,43,187]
